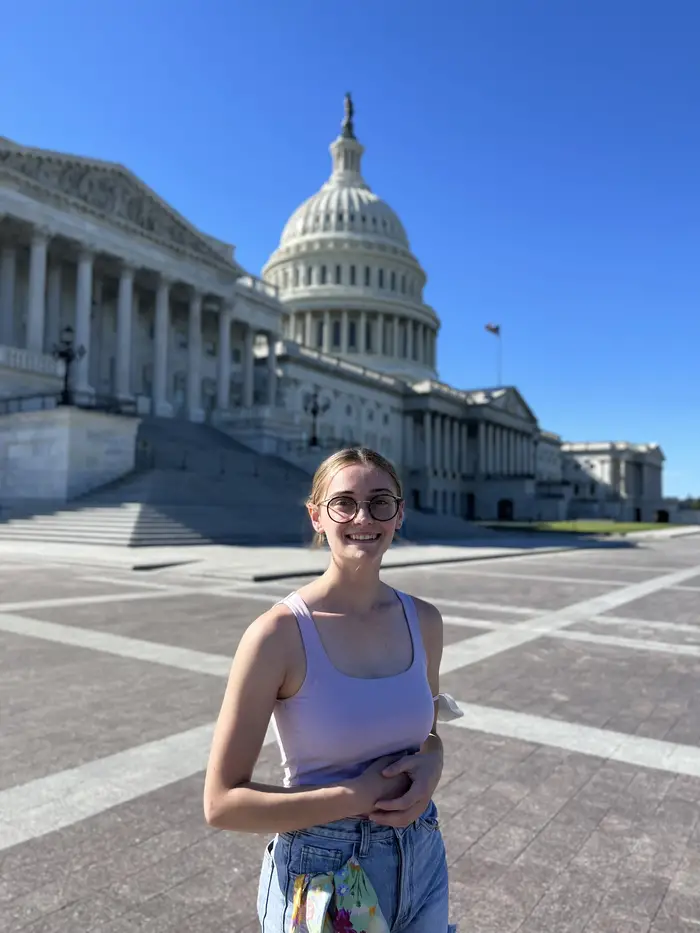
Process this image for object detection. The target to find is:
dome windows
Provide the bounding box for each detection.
[320,265,327,285]
[350,265,356,285]
[378,269,385,289]
[305,266,313,286]
[364,266,371,287]
[401,274,406,294]
[293,267,300,287]
[390,271,396,291]
[335,264,342,284]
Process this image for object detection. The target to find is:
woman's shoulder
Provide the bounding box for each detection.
[399,590,443,627]
[242,599,301,656]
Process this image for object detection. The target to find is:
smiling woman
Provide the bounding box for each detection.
[203,446,457,932]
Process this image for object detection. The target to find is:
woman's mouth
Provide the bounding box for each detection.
[345,533,381,542]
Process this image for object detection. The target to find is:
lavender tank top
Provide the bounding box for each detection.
[271,590,435,788]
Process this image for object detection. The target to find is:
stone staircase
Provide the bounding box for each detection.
[0,415,491,547]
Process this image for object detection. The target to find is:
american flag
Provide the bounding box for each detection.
[485,323,501,336]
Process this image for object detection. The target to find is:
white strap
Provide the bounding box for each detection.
[432,692,464,722]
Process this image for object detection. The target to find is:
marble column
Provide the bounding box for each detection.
[187,290,203,420]
[74,248,94,395]
[322,311,331,353]
[452,419,460,472]
[443,416,451,473]
[478,422,486,474]
[341,310,349,353]
[305,311,313,347]
[45,260,62,354]
[115,263,135,399]
[359,310,367,353]
[0,246,17,346]
[424,411,432,472]
[403,414,414,472]
[153,276,172,416]
[266,331,277,405]
[27,228,49,353]
[242,324,254,408]
[216,303,232,411]
[407,319,414,361]
[434,415,443,473]
[392,315,399,358]
[461,422,468,474]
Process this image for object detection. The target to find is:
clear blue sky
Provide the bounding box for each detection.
[2,1,698,497]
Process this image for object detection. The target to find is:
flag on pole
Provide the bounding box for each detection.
[485,323,501,336]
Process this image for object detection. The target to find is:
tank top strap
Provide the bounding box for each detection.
[394,589,427,669]
[278,592,329,671]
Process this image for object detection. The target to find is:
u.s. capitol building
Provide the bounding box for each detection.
[0,97,666,526]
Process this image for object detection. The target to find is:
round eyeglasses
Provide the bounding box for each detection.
[321,494,403,524]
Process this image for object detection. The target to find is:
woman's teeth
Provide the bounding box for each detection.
[346,533,380,541]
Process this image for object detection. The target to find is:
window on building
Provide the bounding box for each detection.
[408,279,414,296]
[320,265,327,285]
[305,266,312,286]
[378,269,384,289]
[350,265,356,285]
[390,271,396,291]
[293,267,299,287]
[590,482,596,495]
[338,212,344,223]
[316,321,324,348]
[401,274,406,293]
[401,323,408,358]
[332,320,341,348]
[366,320,373,353]
[348,320,357,350]
[574,483,579,495]
[364,266,371,287]
[335,265,342,284]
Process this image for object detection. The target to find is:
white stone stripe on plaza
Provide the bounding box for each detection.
[0,724,277,852]
[452,701,700,777]
[0,613,232,676]
[0,589,196,613]
[439,563,700,673]
[421,567,634,587]
[552,629,700,659]
[592,614,700,636]
[6,696,700,853]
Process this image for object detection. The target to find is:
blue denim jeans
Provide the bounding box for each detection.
[257,799,455,932]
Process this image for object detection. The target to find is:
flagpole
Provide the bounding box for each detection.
[497,331,502,386]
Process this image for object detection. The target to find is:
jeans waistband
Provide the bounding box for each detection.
[280,800,436,845]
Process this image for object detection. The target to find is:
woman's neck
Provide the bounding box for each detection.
[311,559,389,615]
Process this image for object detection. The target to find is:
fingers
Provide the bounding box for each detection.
[372,788,420,811]
[381,753,417,777]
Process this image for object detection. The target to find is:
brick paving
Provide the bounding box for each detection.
[1,535,700,931]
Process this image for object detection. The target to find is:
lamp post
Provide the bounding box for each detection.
[52,326,86,406]
[304,389,330,448]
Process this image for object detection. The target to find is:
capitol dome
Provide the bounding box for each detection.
[263,95,439,382]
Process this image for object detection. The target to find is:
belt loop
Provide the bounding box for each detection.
[358,818,371,859]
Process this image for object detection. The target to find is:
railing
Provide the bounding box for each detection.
[0,392,139,418]
[237,275,279,299]
[0,345,63,377]
[0,392,60,415]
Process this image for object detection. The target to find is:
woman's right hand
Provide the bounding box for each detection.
[348,755,413,815]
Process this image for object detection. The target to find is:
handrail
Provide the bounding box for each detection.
[0,392,60,414]
[0,392,139,417]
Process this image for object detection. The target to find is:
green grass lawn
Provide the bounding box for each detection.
[479,520,678,535]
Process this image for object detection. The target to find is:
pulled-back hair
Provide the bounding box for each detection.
[307,447,403,548]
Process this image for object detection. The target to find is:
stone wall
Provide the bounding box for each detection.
[0,407,140,506]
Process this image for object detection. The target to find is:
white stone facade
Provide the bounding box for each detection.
[0,105,669,520]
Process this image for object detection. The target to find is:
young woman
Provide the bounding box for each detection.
[204,447,457,932]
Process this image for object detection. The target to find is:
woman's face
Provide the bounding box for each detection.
[309,463,404,563]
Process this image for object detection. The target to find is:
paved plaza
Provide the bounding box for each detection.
[2,533,700,932]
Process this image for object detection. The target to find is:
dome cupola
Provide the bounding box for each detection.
[263,95,439,382]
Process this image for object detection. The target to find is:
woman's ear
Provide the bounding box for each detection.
[307,502,324,535]
[395,498,405,530]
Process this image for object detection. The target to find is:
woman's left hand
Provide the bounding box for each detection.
[367,750,442,828]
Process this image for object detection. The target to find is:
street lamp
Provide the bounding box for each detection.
[304,389,330,448]
[53,326,86,406]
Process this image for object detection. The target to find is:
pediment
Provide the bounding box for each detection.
[489,387,537,423]
[0,140,237,270]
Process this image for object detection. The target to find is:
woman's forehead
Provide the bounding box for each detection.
[325,463,395,495]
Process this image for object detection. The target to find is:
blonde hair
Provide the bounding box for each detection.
[307,447,403,548]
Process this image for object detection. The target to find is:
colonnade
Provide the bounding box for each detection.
[403,412,536,477]
[0,223,278,418]
[286,309,436,368]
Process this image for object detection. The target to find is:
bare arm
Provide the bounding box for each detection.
[203,607,407,834]
[416,597,444,772]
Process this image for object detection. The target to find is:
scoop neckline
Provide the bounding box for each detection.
[292,590,418,682]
